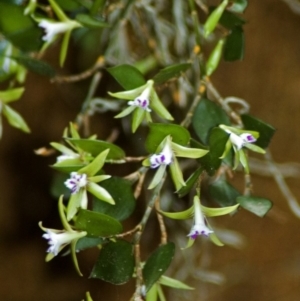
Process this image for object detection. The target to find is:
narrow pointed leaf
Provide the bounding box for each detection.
[88,175,111,183]
[75,14,110,28]
[244,143,266,154]
[66,189,86,220]
[178,166,204,198]
[143,242,175,292]
[201,203,239,217]
[87,182,115,205]
[78,149,109,176]
[132,107,146,132]
[159,275,194,290]
[150,90,173,120]
[114,105,135,118]
[90,239,134,284]
[2,104,30,133]
[49,0,69,21]
[0,87,24,103]
[159,205,194,220]
[171,142,208,158]
[169,158,186,191]
[148,165,166,190]
[209,232,224,246]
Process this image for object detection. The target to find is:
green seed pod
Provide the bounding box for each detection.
[205,39,225,76]
[204,0,229,37]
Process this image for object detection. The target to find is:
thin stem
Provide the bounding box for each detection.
[188,0,202,47]
[155,199,167,245]
[51,56,105,83]
[76,72,102,134]
[180,94,201,128]
[265,149,300,218]
[205,78,242,126]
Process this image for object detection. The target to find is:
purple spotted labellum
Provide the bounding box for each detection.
[128,85,152,112]
[64,172,87,194]
[149,143,173,169]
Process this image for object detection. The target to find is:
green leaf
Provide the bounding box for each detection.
[159,275,194,290]
[153,63,191,84]
[2,104,30,133]
[228,0,248,13]
[178,166,204,198]
[90,239,134,284]
[78,149,109,176]
[75,209,122,237]
[192,98,230,144]
[93,177,136,221]
[0,3,43,51]
[67,138,125,160]
[241,114,275,149]
[237,196,272,217]
[150,89,174,121]
[218,9,246,29]
[76,236,104,251]
[87,182,115,205]
[145,123,190,153]
[197,128,229,175]
[76,14,110,28]
[11,55,56,77]
[201,203,239,217]
[143,243,175,292]
[171,142,208,158]
[209,179,240,207]
[224,26,244,61]
[159,206,194,220]
[107,64,146,90]
[51,163,86,174]
[0,87,24,103]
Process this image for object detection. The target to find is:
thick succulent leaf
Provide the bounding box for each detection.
[90,239,134,284]
[209,179,240,207]
[76,236,104,251]
[11,55,56,77]
[67,138,125,160]
[224,26,244,61]
[107,64,146,90]
[75,209,123,237]
[196,128,229,175]
[153,63,191,84]
[237,196,272,217]
[143,243,175,292]
[241,114,275,148]
[145,123,190,153]
[192,98,230,144]
[93,177,136,221]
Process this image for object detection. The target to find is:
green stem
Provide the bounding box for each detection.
[188,0,202,47]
